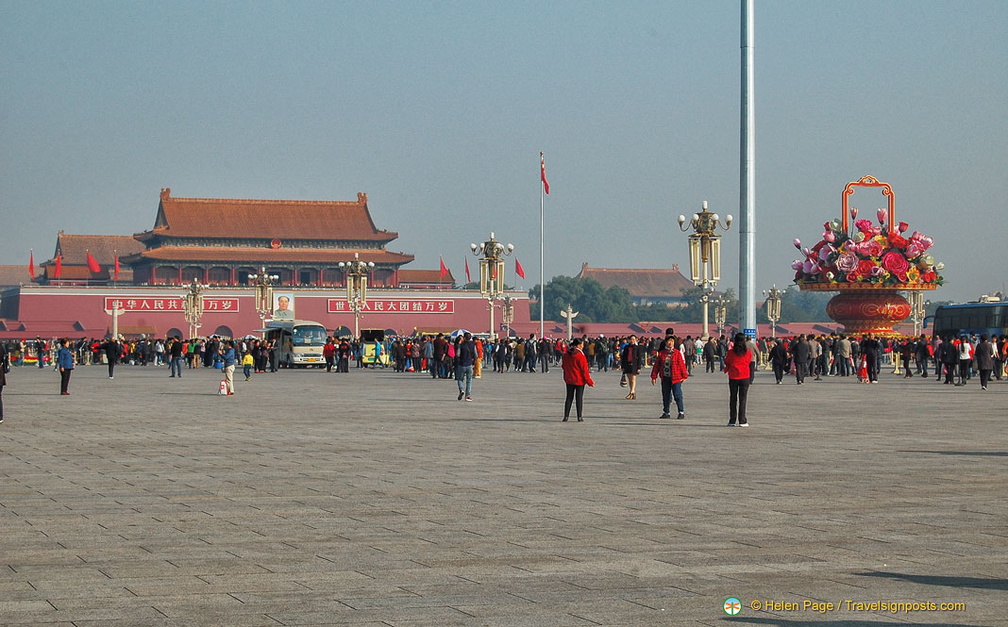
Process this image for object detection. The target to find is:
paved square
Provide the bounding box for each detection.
[1,360,1005,626]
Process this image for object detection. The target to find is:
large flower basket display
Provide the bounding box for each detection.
[792,176,944,337]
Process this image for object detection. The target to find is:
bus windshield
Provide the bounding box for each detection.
[292,324,327,346]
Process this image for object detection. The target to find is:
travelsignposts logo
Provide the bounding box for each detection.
[724,597,742,615]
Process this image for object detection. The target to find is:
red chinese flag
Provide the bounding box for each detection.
[439,256,449,278]
[515,258,526,279]
[54,254,62,278]
[464,257,471,283]
[29,250,35,279]
[114,255,120,281]
[540,153,550,195]
[86,251,101,273]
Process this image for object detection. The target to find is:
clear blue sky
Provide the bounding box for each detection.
[2,0,1005,304]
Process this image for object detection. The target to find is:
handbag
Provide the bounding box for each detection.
[619,373,627,387]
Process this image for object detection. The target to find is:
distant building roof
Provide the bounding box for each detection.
[53,233,145,265]
[140,188,398,243]
[398,269,455,287]
[0,265,34,287]
[576,263,694,299]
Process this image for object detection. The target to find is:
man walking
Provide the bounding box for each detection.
[455,332,477,402]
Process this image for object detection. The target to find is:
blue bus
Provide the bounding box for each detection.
[931,302,1008,339]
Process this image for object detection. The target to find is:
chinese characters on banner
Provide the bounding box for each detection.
[104,297,240,312]
[327,299,455,314]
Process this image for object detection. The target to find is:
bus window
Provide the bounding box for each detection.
[293,325,326,346]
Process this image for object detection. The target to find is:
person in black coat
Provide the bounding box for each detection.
[791,335,811,385]
[768,338,790,384]
[101,337,120,379]
[620,336,644,400]
[0,342,8,423]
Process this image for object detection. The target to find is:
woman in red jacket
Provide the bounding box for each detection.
[650,335,688,419]
[723,332,752,427]
[561,338,595,422]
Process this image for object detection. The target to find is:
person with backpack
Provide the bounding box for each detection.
[651,335,688,420]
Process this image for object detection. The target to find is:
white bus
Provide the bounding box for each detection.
[264,320,328,368]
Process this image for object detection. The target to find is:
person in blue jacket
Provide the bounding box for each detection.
[221,340,237,395]
[57,338,75,395]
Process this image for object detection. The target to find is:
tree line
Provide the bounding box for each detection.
[524,276,949,324]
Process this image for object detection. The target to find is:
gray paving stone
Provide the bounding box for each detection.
[1,362,1006,625]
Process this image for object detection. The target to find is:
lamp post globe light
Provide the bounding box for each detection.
[678,201,732,340]
[182,277,206,340]
[470,232,514,340]
[763,284,783,338]
[339,253,374,339]
[249,267,279,337]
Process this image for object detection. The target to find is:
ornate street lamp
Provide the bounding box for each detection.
[678,201,732,340]
[182,277,206,339]
[501,295,515,339]
[713,294,729,338]
[249,267,279,336]
[763,284,783,338]
[470,232,514,340]
[339,253,374,339]
[909,290,928,337]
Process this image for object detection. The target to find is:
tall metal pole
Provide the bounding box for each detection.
[540,175,545,340]
[739,0,756,338]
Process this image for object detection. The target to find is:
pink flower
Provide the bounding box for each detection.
[802,260,820,275]
[850,207,858,220]
[881,250,910,278]
[863,239,884,258]
[793,238,802,249]
[877,208,887,224]
[905,243,922,258]
[836,252,858,273]
[898,221,909,233]
[854,218,874,233]
[791,260,804,271]
[823,230,836,243]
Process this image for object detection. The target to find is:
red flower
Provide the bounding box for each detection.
[857,259,875,276]
[889,234,908,249]
[881,250,910,278]
[863,239,884,258]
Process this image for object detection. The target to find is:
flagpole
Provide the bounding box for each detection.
[539,152,545,340]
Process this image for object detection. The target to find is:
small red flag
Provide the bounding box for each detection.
[114,255,120,281]
[515,258,526,279]
[439,256,449,278]
[540,152,549,195]
[464,257,471,284]
[86,251,101,273]
[54,254,63,278]
[29,250,35,279]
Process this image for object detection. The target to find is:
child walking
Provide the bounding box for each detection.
[242,350,254,381]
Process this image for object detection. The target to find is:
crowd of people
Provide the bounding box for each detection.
[3,328,1004,427]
